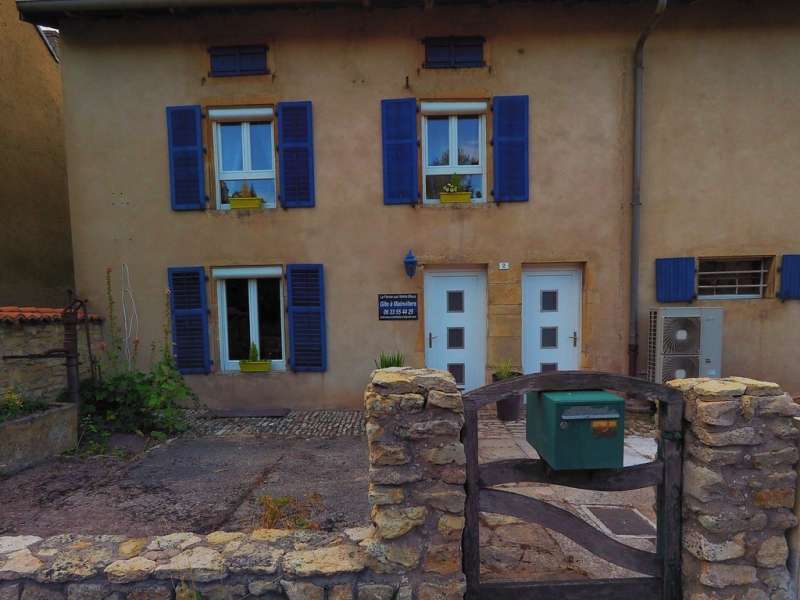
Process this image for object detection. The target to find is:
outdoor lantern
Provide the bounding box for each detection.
[404,250,417,278]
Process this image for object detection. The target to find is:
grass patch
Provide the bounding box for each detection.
[260,494,322,530]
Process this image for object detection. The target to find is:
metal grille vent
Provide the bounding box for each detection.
[662,316,701,355]
[647,310,658,382]
[661,355,699,383]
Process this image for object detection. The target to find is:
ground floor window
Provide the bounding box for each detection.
[697,257,772,299]
[214,266,285,371]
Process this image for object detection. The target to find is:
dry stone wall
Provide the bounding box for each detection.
[0,320,102,401]
[0,368,466,600]
[672,377,800,600]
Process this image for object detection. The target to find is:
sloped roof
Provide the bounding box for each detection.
[0,306,101,323]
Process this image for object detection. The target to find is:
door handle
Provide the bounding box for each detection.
[569,331,578,347]
[428,332,437,348]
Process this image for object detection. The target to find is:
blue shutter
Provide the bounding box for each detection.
[166,106,206,211]
[656,257,696,303]
[277,101,315,208]
[778,255,800,300]
[492,95,530,202]
[287,264,327,372]
[168,267,210,374]
[381,98,418,205]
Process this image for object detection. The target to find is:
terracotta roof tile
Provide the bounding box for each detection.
[0,306,102,323]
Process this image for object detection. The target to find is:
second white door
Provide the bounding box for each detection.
[522,268,582,374]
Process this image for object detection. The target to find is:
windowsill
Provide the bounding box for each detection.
[212,206,279,213]
[420,201,491,209]
[697,295,763,301]
[217,368,288,376]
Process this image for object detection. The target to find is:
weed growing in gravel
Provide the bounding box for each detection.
[260,494,322,530]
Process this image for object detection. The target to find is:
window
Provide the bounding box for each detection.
[697,257,772,299]
[421,102,487,204]
[209,45,268,77]
[423,37,484,69]
[210,107,277,209]
[214,267,285,371]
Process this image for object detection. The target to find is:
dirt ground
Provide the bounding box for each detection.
[0,436,369,537]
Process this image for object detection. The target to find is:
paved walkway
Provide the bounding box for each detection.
[477,405,660,582]
[184,409,365,438]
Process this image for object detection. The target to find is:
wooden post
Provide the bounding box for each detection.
[463,407,481,599]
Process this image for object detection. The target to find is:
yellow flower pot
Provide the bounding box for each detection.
[239,360,272,373]
[439,191,472,204]
[229,197,263,209]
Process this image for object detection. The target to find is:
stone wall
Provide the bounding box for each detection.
[0,318,103,402]
[0,367,466,599]
[673,377,800,600]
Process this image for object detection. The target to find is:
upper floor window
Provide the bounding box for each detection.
[421,101,486,205]
[697,257,772,299]
[210,107,276,209]
[209,45,268,77]
[423,37,485,69]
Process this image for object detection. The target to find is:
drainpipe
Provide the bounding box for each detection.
[628,0,668,377]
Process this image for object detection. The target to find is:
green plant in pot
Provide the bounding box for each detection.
[374,352,405,369]
[240,342,271,373]
[492,359,523,421]
[439,174,472,204]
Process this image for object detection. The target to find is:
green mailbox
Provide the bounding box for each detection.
[525,390,625,471]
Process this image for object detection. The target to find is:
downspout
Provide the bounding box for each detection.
[628,0,668,377]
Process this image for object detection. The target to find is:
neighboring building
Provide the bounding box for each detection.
[16,0,800,409]
[0,1,73,307]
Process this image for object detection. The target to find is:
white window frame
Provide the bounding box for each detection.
[421,102,487,205]
[214,266,286,372]
[211,107,277,210]
[696,257,771,300]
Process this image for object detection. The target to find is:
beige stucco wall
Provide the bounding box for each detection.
[57,0,800,408]
[639,3,800,393]
[0,1,73,306]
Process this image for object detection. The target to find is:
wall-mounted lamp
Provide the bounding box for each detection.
[404,250,418,279]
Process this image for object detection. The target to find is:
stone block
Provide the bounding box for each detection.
[693,380,747,397]
[695,400,739,426]
[754,488,795,509]
[124,585,172,600]
[698,562,758,588]
[361,538,420,573]
[281,581,324,600]
[283,544,365,577]
[688,444,742,466]
[19,584,65,600]
[411,483,466,514]
[421,443,466,466]
[437,515,465,541]
[371,506,427,540]
[357,584,394,600]
[328,584,353,600]
[247,578,281,595]
[426,391,463,413]
[152,547,226,582]
[417,578,467,600]
[756,536,789,568]
[423,543,461,575]
[693,426,761,447]
[697,511,767,534]
[368,484,404,506]
[752,447,799,469]
[753,394,800,417]
[684,461,725,502]
[369,442,410,466]
[727,377,782,396]
[683,528,745,561]
[104,557,156,583]
[369,466,422,485]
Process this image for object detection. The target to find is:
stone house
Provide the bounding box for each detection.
[15,0,800,409]
[0,0,73,306]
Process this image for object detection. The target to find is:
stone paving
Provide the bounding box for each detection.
[184,409,365,438]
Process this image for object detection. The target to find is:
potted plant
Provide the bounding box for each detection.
[374,352,405,369]
[239,343,271,373]
[227,182,263,209]
[439,174,472,204]
[493,360,523,421]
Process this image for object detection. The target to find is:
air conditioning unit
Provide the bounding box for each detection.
[647,307,724,384]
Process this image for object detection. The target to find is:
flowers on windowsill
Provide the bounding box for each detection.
[439,174,472,204]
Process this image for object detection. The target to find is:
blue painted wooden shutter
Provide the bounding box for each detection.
[168,267,210,374]
[492,95,530,202]
[778,255,800,299]
[655,257,696,302]
[287,264,327,372]
[381,98,418,205]
[166,106,206,210]
[277,101,315,208]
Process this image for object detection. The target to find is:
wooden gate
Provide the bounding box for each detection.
[461,371,683,600]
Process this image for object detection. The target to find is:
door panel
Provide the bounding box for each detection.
[522,268,582,374]
[424,271,487,391]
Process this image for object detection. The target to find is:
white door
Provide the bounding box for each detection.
[522,268,582,374]
[424,271,487,391]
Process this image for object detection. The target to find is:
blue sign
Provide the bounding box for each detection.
[378,294,418,320]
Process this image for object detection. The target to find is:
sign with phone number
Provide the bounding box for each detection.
[378,294,418,320]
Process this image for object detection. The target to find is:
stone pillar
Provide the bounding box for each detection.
[364,367,467,600]
[672,377,800,600]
